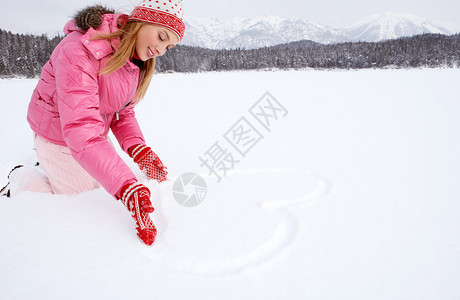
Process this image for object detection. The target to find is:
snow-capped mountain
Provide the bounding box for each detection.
[345,12,460,42]
[181,13,460,49]
[182,15,352,49]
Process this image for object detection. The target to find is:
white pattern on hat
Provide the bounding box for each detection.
[129,0,185,41]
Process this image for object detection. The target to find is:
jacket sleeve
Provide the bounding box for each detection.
[54,41,137,197]
[111,103,146,153]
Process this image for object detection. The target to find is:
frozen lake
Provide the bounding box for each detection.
[1,68,459,299]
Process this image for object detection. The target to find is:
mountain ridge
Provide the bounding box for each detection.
[181,12,460,49]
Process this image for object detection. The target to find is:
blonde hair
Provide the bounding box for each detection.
[92,21,155,104]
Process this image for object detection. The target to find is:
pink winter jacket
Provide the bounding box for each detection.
[27,13,145,197]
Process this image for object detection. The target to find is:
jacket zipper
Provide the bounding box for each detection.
[115,63,136,121]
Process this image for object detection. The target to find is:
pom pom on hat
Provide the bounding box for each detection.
[128,0,185,41]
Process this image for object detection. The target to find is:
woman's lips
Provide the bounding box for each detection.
[148,47,154,58]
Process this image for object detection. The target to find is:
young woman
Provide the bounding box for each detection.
[1,1,185,245]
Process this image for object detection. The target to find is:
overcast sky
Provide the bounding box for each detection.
[1,0,459,35]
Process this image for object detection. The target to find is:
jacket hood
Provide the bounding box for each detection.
[62,12,129,60]
[63,5,128,36]
[74,5,115,31]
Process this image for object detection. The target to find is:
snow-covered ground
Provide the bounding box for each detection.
[1,68,459,299]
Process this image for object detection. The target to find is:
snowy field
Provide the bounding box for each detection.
[1,68,459,299]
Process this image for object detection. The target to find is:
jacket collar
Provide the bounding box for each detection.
[64,13,128,60]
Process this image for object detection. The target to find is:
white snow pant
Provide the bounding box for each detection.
[9,135,100,196]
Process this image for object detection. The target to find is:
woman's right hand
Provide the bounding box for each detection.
[128,144,168,183]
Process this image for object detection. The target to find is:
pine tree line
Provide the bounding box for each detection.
[0,29,62,78]
[156,33,460,72]
[1,28,459,78]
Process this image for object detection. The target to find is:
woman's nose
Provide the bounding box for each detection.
[156,47,167,56]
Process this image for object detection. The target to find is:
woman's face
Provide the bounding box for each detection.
[135,23,179,61]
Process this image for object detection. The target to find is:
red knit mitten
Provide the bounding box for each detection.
[119,182,157,245]
[128,144,168,183]
[119,182,154,213]
[135,211,157,246]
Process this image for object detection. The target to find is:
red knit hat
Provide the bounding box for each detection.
[128,0,185,41]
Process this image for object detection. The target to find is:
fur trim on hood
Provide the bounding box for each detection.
[73,5,116,31]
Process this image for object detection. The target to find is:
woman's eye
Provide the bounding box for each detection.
[159,35,164,41]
